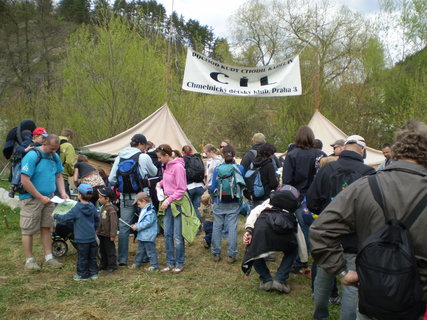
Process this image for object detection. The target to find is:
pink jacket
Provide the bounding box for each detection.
[159,158,187,203]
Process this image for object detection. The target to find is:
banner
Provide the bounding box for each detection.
[182,48,302,97]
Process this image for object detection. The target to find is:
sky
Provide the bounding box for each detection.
[156,0,381,38]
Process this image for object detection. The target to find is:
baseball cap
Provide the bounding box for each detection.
[77,183,93,195]
[345,135,366,148]
[131,134,147,145]
[32,127,48,137]
[252,132,266,144]
[98,187,115,200]
[330,139,345,147]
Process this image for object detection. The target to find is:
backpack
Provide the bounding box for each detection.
[116,152,147,194]
[184,154,205,183]
[56,138,70,162]
[356,175,427,320]
[3,119,36,160]
[214,164,244,202]
[244,163,265,200]
[329,162,363,199]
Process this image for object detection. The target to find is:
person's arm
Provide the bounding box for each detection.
[108,157,120,185]
[209,167,218,194]
[73,167,79,188]
[134,210,156,232]
[62,143,76,177]
[306,167,329,214]
[240,151,253,172]
[141,154,158,177]
[109,208,118,240]
[56,173,69,200]
[282,153,294,185]
[21,174,50,205]
[266,163,279,190]
[53,206,77,223]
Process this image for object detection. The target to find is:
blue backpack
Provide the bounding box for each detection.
[116,152,146,194]
[244,163,265,200]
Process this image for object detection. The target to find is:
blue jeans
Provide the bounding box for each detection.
[118,197,139,264]
[211,202,240,258]
[203,221,213,246]
[135,241,158,269]
[253,249,297,283]
[163,206,185,267]
[187,186,204,222]
[11,163,21,185]
[76,241,98,278]
[313,253,358,320]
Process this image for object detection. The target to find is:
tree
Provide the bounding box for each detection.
[57,0,90,23]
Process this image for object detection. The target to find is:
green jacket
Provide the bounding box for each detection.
[158,193,200,243]
[59,136,76,179]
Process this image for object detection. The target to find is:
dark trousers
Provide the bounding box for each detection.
[76,241,98,278]
[98,236,117,271]
[203,221,213,246]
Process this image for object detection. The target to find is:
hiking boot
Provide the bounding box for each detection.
[227,256,237,264]
[44,258,63,269]
[202,239,210,249]
[145,266,159,272]
[160,265,174,273]
[118,262,127,267]
[329,295,341,305]
[213,255,221,263]
[272,280,291,294]
[172,266,184,274]
[90,274,99,280]
[73,274,89,281]
[259,281,273,291]
[24,260,41,271]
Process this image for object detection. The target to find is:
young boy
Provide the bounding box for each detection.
[97,187,118,273]
[53,183,99,280]
[200,192,213,249]
[130,192,159,271]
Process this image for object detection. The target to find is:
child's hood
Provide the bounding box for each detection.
[76,202,97,216]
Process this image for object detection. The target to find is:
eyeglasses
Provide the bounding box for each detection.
[220,145,227,149]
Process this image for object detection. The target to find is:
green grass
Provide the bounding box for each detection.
[0,203,340,320]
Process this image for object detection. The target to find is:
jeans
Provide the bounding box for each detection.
[187,186,204,222]
[163,206,185,267]
[135,241,158,269]
[253,249,297,284]
[11,163,21,185]
[118,197,139,264]
[98,235,117,270]
[203,221,213,246]
[211,202,240,258]
[76,241,98,278]
[313,253,358,320]
[293,206,310,270]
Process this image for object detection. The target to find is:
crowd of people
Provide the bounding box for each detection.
[10,120,427,320]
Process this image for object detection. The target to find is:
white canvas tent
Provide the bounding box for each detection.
[308,111,385,167]
[85,104,195,154]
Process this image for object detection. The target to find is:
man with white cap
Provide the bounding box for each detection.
[307,134,375,320]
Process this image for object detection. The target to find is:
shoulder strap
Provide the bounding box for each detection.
[368,175,390,221]
[403,195,427,229]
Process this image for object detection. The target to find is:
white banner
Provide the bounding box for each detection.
[182,48,302,97]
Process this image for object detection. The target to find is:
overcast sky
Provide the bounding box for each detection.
[156,0,381,38]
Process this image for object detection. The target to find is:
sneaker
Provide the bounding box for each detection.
[272,280,291,294]
[44,258,63,269]
[73,274,89,281]
[160,265,174,273]
[24,260,41,271]
[329,295,341,305]
[227,256,237,264]
[213,255,221,263]
[129,263,141,269]
[259,281,273,291]
[90,274,99,280]
[172,266,184,273]
[145,266,159,271]
[8,190,15,198]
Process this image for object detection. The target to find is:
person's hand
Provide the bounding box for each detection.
[156,183,161,189]
[61,193,69,200]
[341,270,359,287]
[160,199,169,210]
[110,237,116,242]
[243,231,252,245]
[40,196,50,205]
[130,225,136,231]
[24,145,34,152]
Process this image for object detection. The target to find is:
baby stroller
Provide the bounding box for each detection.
[52,221,77,257]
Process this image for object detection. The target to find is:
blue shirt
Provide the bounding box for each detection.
[19,147,64,200]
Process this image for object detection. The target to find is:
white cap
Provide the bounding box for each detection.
[345,135,366,148]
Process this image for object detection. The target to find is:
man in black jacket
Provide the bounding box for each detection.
[306,135,375,320]
[241,133,266,173]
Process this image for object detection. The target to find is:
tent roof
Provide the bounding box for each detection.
[85,104,195,154]
[308,111,385,166]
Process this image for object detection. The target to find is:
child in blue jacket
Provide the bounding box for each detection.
[53,184,99,280]
[130,192,158,271]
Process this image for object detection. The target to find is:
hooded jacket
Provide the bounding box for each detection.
[159,158,187,203]
[241,143,264,172]
[59,136,76,179]
[108,147,158,192]
[252,157,279,200]
[134,203,157,242]
[54,202,99,243]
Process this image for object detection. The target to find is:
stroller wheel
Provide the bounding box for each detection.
[52,239,68,257]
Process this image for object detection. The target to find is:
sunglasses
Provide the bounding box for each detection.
[219,145,227,149]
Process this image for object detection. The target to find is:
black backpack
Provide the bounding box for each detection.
[329,162,363,199]
[356,174,427,320]
[116,152,147,194]
[184,154,205,183]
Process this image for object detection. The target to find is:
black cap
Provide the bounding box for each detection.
[98,187,116,200]
[131,134,147,145]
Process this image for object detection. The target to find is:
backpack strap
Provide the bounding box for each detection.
[368,175,391,221]
[402,194,427,229]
